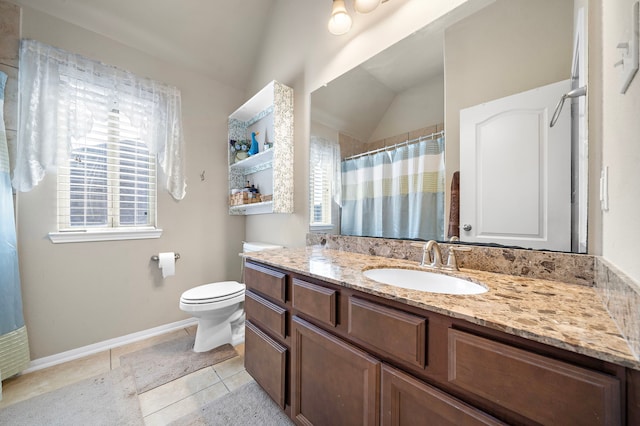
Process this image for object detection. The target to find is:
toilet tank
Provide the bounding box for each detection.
[242,242,283,252]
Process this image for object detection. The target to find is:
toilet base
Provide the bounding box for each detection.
[192,310,246,352]
[193,317,233,352]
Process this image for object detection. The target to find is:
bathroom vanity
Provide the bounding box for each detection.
[242,246,639,426]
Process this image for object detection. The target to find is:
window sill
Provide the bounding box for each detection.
[310,224,335,232]
[48,228,163,244]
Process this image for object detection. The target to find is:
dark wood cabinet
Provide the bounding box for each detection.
[245,290,287,340]
[381,364,505,426]
[291,316,380,426]
[292,278,337,327]
[244,261,287,303]
[244,320,287,409]
[243,261,630,426]
[348,296,427,369]
[448,329,621,426]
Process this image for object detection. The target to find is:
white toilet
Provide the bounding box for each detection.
[179,242,282,352]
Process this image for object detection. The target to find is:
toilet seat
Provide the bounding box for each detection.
[180,281,245,305]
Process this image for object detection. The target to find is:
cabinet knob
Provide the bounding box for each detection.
[463,224,472,232]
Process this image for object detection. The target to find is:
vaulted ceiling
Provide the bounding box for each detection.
[12,0,277,91]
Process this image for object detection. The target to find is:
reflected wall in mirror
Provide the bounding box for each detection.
[309,0,587,253]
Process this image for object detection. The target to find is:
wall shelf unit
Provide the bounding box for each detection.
[228,81,294,215]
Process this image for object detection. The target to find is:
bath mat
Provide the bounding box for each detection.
[169,381,294,426]
[0,367,143,426]
[119,334,237,394]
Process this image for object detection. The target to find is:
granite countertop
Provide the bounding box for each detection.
[244,246,639,371]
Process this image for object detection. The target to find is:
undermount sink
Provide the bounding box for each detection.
[362,268,488,295]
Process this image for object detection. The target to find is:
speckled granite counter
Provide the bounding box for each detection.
[244,246,639,371]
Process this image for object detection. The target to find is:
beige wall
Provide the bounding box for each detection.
[16,7,247,358]
[443,0,574,234]
[601,0,640,283]
[245,0,484,248]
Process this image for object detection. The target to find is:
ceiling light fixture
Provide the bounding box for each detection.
[354,0,382,14]
[328,0,352,35]
[328,0,388,35]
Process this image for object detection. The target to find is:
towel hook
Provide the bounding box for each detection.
[549,86,587,127]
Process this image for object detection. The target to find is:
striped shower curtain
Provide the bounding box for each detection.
[341,137,445,241]
[0,71,30,386]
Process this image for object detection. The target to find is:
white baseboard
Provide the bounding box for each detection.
[24,318,198,374]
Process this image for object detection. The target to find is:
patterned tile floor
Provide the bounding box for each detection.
[0,326,253,425]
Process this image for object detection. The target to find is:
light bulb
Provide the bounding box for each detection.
[354,0,381,14]
[328,0,352,35]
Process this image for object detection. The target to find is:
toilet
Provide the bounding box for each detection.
[179,242,282,352]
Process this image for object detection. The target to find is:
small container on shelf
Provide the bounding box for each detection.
[229,192,249,206]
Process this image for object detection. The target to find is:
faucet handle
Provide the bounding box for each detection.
[409,242,431,266]
[446,247,471,271]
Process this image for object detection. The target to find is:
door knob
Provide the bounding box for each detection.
[463,224,472,231]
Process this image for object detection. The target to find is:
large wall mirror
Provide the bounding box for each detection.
[310,0,588,253]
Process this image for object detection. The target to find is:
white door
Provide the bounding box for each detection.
[459,79,571,251]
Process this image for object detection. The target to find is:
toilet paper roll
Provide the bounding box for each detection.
[158,252,175,278]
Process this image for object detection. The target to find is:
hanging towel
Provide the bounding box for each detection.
[447,171,460,238]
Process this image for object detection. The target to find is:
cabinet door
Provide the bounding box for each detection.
[245,321,287,409]
[292,316,380,426]
[382,364,505,426]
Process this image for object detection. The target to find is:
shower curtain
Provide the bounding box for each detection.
[0,71,30,385]
[341,136,445,240]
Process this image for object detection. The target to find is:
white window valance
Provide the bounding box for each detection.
[13,39,186,200]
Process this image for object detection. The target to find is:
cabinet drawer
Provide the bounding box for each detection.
[244,262,286,303]
[448,329,621,425]
[382,364,505,426]
[244,321,287,409]
[292,278,337,326]
[348,297,427,368]
[245,290,287,340]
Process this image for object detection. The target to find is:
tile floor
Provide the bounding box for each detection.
[0,325,255,425]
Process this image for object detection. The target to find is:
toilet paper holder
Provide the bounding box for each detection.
[151,253,181,262]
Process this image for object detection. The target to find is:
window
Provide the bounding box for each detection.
[56,98,156,231]
[311,159,332,226]
[15,40,186,243]
[309,136,340,229]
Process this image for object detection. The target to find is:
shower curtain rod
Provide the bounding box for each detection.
[343,130,444,161]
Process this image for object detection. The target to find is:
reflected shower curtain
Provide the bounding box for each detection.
[0,71,30,385]
[341,137,445,240]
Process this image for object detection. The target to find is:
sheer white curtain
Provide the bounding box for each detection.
[13,39,186,200]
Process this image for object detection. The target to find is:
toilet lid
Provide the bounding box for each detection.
[181,281,245,302]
